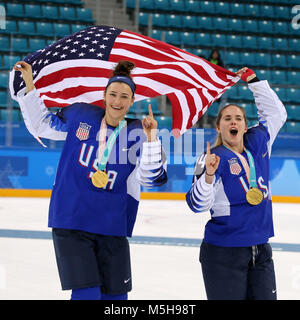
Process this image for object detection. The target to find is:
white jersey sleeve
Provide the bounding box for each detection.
[136,139,167,188]
[248,80,287,155]
[16,87,68,141]
[188,173,216,213]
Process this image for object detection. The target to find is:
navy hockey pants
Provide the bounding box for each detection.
[200,241,277,300]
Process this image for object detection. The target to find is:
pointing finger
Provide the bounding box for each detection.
[206,141,211,156]
[148,104,153,118]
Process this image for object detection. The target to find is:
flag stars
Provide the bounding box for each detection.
[78,52,85,57]
[62,46,69,50]
[60,54,67,59]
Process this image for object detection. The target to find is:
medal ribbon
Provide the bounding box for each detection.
[244,148,258,189]
[97,118,127,171]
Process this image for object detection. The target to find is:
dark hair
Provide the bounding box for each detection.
[208,49,224,68]
[214,104,248,147]
[112,60,135,78]
[209,49,220,60]
[104,60,136,96]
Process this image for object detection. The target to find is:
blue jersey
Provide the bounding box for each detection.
[17,89,167,237]
[187,124,273,246]
[185,80,287,247]
[47,103,167,237]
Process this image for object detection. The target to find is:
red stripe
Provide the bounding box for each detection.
[42,86,104,100]
[44,100,70,108]
[118,31,196,60]
[184,91,197,130]
[168,92,183,135]
[134,83,160,98]
[25,28,239,135]
[112,42,183,63]
[44,99,105,109]
[35,67,112,89]
[110,50,227,90]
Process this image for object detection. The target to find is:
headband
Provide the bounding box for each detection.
[106,75,136,95]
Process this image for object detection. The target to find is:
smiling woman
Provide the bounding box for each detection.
[103,61,135,127]
[13,59,167,300]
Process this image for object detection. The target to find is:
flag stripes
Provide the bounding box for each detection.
[10,25,239,136]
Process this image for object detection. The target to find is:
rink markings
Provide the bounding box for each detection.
[0,229,300,253]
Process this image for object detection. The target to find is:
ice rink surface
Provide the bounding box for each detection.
[0,197,300,300]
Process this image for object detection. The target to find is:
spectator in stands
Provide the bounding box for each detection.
[186,67,287,300]
[208,49,226,109]
[14,60,167,300]
[208,48,224,68]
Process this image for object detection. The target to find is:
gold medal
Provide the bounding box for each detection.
[92,170,109,188]
[246,187,263,205]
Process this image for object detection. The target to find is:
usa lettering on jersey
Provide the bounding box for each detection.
[78,142,118,190]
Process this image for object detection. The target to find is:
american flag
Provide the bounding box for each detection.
[229,158,242,175]
[10,25,239,136]
[76,122,91,141]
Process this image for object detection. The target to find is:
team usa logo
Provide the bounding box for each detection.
[228,158,242,175]
[76,122,92,141]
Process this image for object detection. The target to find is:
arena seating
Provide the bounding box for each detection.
[0,0,299,135]
[126,0,300,132]
[0,0,93,127]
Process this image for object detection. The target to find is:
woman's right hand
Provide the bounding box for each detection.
[13,61,35,93]
[205,142,220,183]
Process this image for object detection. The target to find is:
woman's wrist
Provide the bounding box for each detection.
[25,84,35,94]
[205,171,215,176]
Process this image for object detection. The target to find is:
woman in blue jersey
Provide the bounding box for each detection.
[14,60,167,300]
[186,67,287,300]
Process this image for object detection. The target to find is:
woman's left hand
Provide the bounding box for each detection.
[142,104,158,142]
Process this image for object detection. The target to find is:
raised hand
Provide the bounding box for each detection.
[13,61,34,93]
[235,67,256,83]
[205,141,220,177]
[142,104,158,142]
